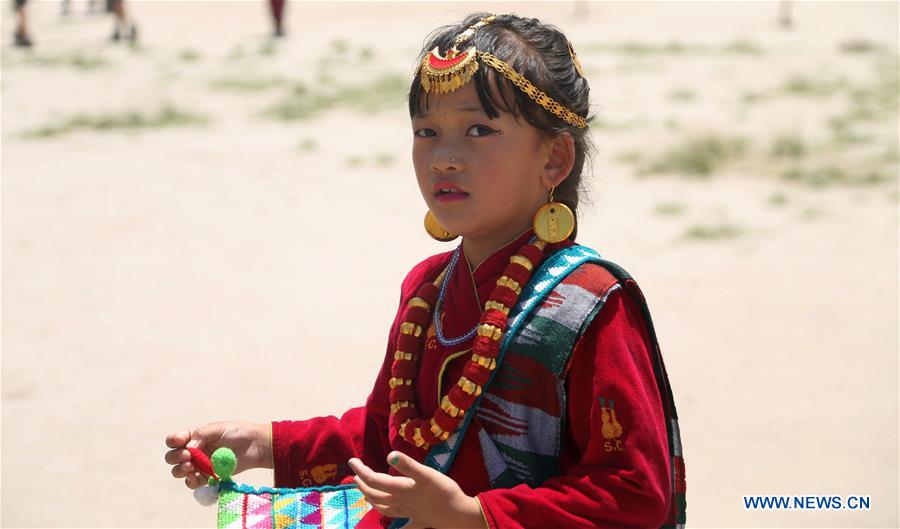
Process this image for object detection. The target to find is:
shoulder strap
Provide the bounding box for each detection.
[514,261,620,379]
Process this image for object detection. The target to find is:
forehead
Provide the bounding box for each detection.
[414,82,483,117]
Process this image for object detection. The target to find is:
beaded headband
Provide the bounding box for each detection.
[418,15,588,129]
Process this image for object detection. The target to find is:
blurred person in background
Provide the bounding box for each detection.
[12,0,32,47]
[60,0,109,16]
[269,0,286,38]
[110,0,137,44]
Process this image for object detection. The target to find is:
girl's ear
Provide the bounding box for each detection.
[540,132,576,189]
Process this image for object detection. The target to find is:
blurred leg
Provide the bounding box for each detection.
[13,0,32,47]
[270,0,286,37]
[109,0,137,43]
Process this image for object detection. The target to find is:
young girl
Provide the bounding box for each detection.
[165,13,685,529]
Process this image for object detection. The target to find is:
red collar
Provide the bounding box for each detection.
[440,230,574,339]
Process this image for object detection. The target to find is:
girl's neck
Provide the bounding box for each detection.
[461,221,533,272]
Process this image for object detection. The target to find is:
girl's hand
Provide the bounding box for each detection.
[348,452,487,529]
[164,421,273,490]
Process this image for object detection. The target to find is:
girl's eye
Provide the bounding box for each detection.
[414,128,436,138]
[467,124,497,137]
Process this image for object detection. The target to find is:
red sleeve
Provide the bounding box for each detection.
[271,389,393,487]
[271,252,452,488]
[477,287,671,529]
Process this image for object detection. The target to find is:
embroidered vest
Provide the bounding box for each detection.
[392,245,686,529]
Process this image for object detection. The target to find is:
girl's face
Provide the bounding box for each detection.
[412,82,554,248]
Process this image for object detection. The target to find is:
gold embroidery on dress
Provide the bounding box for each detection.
[437,347,471,407]
[310,464,338,484]
[599,397,624,452]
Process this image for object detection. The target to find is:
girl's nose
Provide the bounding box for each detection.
[431,155,462,174]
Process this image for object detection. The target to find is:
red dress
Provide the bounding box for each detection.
[272,231,672,528]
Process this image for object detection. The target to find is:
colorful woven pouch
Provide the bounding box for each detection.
[193,447,372,529]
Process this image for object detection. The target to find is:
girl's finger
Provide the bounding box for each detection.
[166,430,190,448]
[348,458,414,494]
[386,452,432,482]
[186,431,203,450]
[165,448,190,465]
[185,471,205,490]
[353,475,393,505]
[172,461,194,478]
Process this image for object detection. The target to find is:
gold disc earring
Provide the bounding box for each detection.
[424,211,458,242]
[533,186,575,244]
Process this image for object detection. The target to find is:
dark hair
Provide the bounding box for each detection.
[408,12,593,239]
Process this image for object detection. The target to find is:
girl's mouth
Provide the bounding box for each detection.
[433,183,469,202]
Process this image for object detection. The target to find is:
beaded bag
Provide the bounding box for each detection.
[191,447,371,529]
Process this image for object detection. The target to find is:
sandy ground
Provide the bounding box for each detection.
[1,1,898,527]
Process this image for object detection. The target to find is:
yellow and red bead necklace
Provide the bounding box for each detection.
[387,238,548,450]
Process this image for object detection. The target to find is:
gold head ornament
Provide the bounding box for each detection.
[568,40,585,77]
[417,14,588,129]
